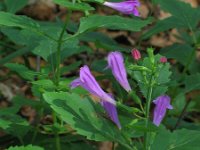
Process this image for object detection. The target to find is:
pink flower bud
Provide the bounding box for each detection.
[131,49,141,60]
[160,57,167,63]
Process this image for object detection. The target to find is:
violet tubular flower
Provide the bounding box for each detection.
[107,51,131,92]
[103,0,140,16]
[153,95,173,126]
[101,94,121,129]
[70,65,116,105]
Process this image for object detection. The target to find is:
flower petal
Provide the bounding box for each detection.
[70,65,116,105]
[108,52,131,92]
[103,0,140,16]
[101,94,121,129]
[153,95,173,126]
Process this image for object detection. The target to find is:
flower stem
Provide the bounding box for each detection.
[144,68,154,150]
[55,10,72,86]
[53,10,72,150]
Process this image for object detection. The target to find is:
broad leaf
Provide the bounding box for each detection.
[155,0,200,28]
[0,11,40,30]
[152,128,200,150]
[142,0,200,39]
[5,63,42,81]
[43,92,133,149]
[78,15,152,34]
[160,44,193,66]
[53,0,94,11]
[142,17,186,39]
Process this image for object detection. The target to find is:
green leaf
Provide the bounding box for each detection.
[5,0,28,13]
[170,93,186,115]
[43,92,132,149]
[132,55,171,99]
[142,17,186,39]
[0,11,40,30]
[79,32,126,51]
[184,73,200,92]
[60,61,82,75]
[155,0,200,28]
[82,0,104,3]
[0,47,30,65]
[32,79,56,91]
[8,145,44,150]
[152,128,200,150]
[4,63,40,81]
[78,15,152,34]
[0,114,30,137]
[53,0,94,11]
[142,0,200,39]
[160,44,193,66]
[32,39,55,60]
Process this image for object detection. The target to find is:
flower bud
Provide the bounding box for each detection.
[131,49,141,60]
[160,57,167,63]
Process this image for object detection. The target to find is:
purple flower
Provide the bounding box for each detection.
[103,0,140,16]
[101,94,121,129]
[70,65,116,105]
[153,95,173,126]
[107,51,131,92]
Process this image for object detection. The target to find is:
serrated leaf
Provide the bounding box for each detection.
[155,0,200,28]
[151,128,200,150]
[8,145,44,150]
[78,15,152,34]
[43,92,133,149]
[142,0,200,39]
[0,114,30,137]
[53,0,94,11]
[4,63,40,81]
[132,55,171,99]
[0,11,40,30]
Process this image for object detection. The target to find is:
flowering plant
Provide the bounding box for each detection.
[1,0,200,150]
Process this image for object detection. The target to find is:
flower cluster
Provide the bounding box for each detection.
[70,51,131,128]
[70,50,172,128]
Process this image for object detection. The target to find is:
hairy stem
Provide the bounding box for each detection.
[55,10,72,85]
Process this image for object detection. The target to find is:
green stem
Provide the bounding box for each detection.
[31,105,44,143]
[55,132,61,150]
[53,111,61,150]
[144,74,154,150]
[55,10,72,85]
